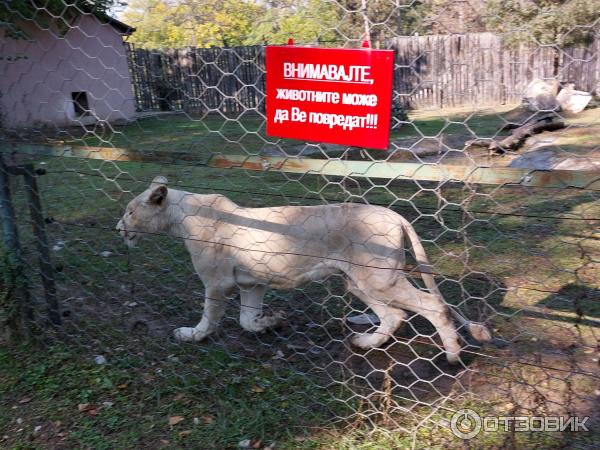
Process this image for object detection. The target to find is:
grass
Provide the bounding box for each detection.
[1,106,599,448]
[46,104,516,155]
[2,343,596,449]
[0,344,340,449]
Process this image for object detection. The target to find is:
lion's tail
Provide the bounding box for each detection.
[399,216,492,343]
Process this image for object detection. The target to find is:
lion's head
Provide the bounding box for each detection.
[116,176,170,247]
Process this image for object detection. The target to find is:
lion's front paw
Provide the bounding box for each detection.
[351,332,388,350]
[173,327,209,342]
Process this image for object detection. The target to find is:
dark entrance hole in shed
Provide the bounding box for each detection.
[71,91,90,116]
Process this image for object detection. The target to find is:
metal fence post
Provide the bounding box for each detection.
[0,155,32,340]
[23,165,61,325]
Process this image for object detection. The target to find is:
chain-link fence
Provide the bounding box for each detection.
[1,1,599,448]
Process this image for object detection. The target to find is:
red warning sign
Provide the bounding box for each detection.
[265,45,394,150]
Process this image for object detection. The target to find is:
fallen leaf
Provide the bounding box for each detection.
[78,403,94,413]
[251,385,264,393]
[18,397,32,404]
[87,409,98,416]
[178,430,192,438]
[142,373,156,383]
[251,439,262,448]
[168,416,185,426]
[173,393,185,401]
[159,440,170,446]
[116,383,128,390]
[201,414,214,424]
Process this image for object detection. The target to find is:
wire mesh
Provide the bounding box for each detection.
[1,1,599,448]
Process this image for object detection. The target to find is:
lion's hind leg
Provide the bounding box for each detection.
[346,279,408,350]
[387,283,463,364]
[239,285,284,333]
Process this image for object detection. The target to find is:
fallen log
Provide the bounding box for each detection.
[463,79,591,156]
[465,115,565,155]
[489,118,565,154]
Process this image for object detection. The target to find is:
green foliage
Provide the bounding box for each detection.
[244,0,338,45]
[330,0,423,42]
[409,0,486,34]
[483,0,600,46]
[123,0,262,48]
[123,0,339,48]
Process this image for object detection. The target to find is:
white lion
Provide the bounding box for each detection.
[117,176,491,363]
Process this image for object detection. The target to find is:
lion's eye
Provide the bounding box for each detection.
[128,211,133,216]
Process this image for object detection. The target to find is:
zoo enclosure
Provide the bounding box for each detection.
[1,2,600,448]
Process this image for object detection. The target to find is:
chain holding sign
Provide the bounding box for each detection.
[266,45,394,149]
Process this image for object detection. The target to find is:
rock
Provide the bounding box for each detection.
[272,350,285,360]
[99,251,113,257]
[509,148,600,171]
[522,79,559,112]
[52,240,66,252]
[556,84,592,113]
[94,355,107,365]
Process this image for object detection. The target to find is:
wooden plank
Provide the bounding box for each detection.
[2,144,600,191]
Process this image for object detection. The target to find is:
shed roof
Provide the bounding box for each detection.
[96,12,135,36]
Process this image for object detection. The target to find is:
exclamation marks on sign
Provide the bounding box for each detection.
[366,114,378,129]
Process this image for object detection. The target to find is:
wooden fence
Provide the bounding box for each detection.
[126,33,600,113]
[127,44,265,114]
[390,33,600,108]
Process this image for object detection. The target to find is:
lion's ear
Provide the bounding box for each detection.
[151,176,169,188]
[148,185,168,206]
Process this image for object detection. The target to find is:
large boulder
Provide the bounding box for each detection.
[522,78,560,112]
[556,83,592,114]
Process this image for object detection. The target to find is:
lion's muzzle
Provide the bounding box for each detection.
[116,219,137,247]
